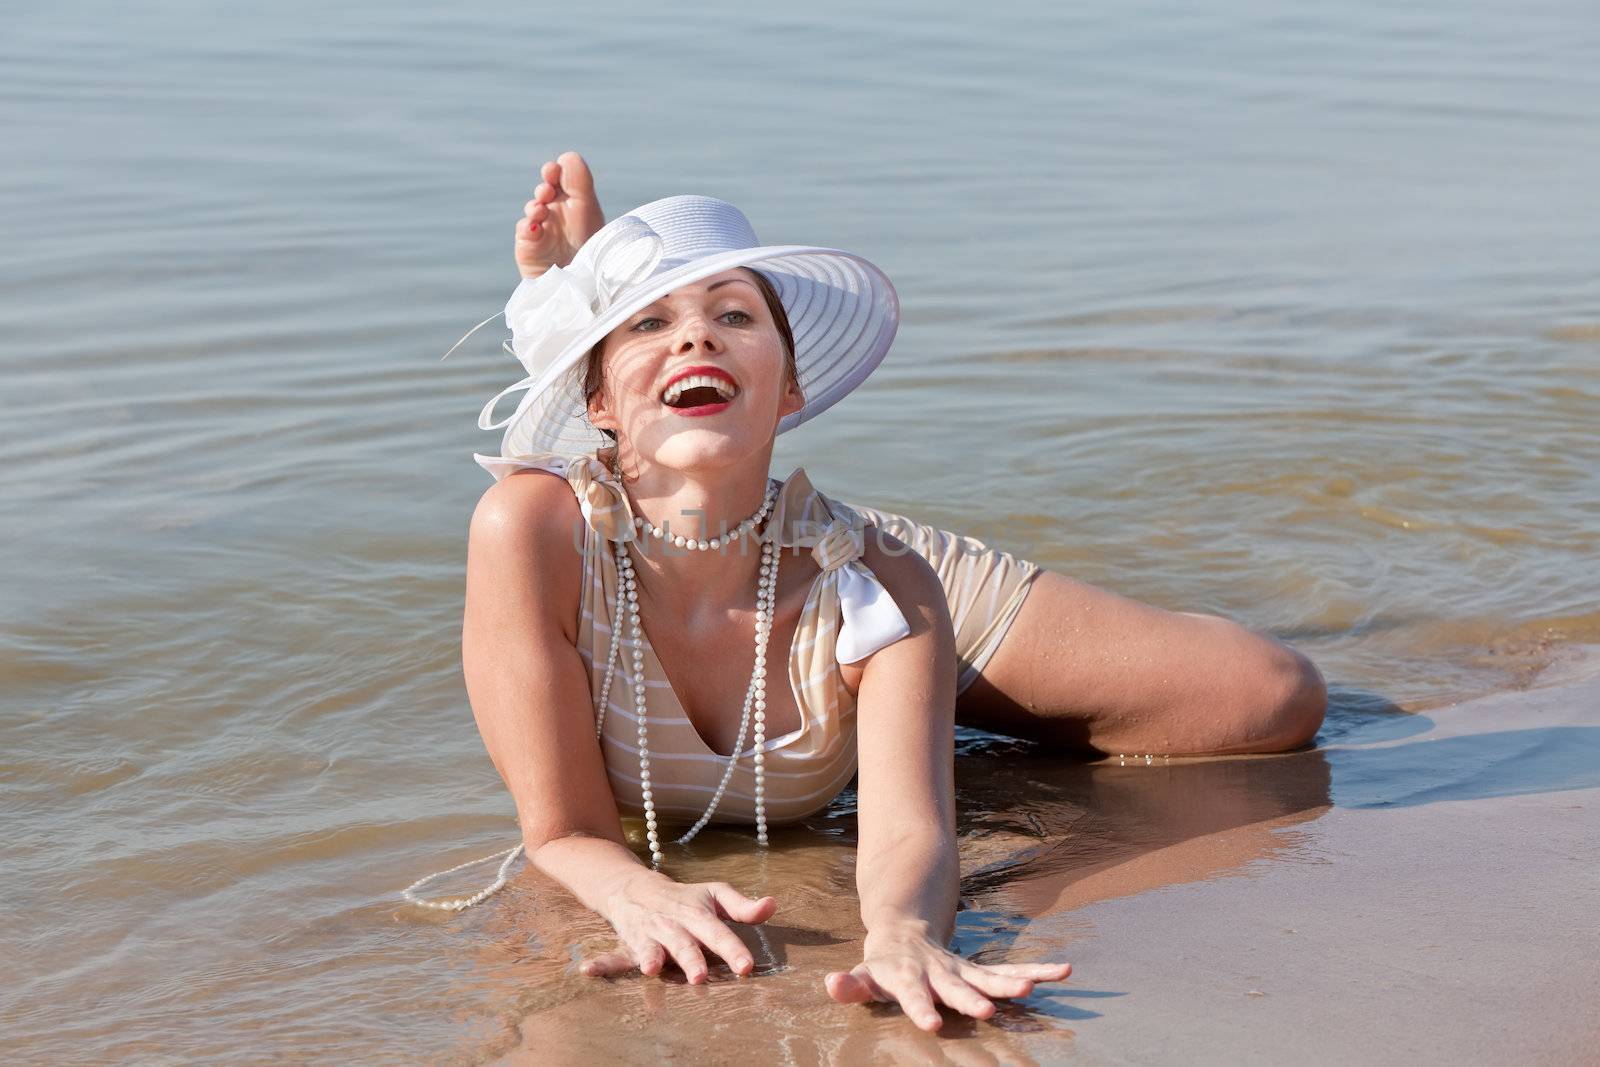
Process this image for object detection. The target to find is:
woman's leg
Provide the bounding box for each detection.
[844,499,1326,757]
[955,569,1328,757]
[515,151,605,278]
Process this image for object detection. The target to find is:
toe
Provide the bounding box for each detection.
[556,150,595,197]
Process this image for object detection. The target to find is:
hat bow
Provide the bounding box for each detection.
[476,217,664,431]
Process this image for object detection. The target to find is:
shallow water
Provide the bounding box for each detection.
[3,0,1598,1062]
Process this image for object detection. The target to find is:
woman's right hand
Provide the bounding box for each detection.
[580,870,778,983]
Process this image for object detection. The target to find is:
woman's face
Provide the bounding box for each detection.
[587,268,804,474]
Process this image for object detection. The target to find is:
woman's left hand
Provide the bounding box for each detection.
[824,926,1072,1032]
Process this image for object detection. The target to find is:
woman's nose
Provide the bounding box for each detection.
[671,313,717,354]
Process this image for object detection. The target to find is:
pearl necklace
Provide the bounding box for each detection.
[593,461,781,868]
[634,499,770,551]
[399,465,782,909]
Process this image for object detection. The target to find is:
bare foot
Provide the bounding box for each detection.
[514,151,606,278]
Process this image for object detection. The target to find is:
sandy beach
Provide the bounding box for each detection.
[479,648,1600,1065]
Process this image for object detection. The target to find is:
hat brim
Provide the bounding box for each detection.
[489,244,900,459]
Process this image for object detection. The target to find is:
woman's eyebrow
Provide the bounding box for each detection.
[635,278,758,315]
[706,278,760,293]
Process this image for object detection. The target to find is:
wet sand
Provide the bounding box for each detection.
[476,648,1600,1065]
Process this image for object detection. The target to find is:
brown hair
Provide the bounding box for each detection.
[583,267,801,444]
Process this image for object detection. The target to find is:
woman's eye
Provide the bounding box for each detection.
[631,309,748,332]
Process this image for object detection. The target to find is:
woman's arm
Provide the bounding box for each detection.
[852,541,960,943]
[464,473,622,852]
[463,472,774,981]
[826,538,1073,1030]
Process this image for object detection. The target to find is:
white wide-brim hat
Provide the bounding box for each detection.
[467,194,900,460]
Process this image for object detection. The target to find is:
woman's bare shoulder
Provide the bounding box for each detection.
[470,468,585,541]
[466,470,586,637]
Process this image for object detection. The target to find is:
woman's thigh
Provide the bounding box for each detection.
[955,569,1325,756]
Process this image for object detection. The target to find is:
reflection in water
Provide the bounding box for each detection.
[406,684,1600,1063]
[462,725,1343,1063]
[955,745,1333,920]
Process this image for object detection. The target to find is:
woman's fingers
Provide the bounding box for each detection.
[653,923,710,984]
[827,954,1070,1029]
[824,966,887,1004]
[956,965,1036,1000]
[584,923,759,984]
[627,937,666,977]
[877,970,944,1032]
[928,968,997,1020]
[578,948,635,977]
[830,966,1003,1024]
[682,915,755,977]
[981,962,1073,981]
[581,932,733,984]
[580,937,659,979]
[579,881,784,986]
[707,882,778,925]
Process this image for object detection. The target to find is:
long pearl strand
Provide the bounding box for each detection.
[398,471,779,911]
[673,535,778,848]
[595,469,781,867]
[401,843,525,912]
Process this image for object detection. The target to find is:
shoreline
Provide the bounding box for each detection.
[1024,645,1600,1065]
[483,647,1600,1064]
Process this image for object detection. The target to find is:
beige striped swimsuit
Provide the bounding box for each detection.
[478,447,1042,825]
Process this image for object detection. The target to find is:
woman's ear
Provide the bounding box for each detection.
[776,374,807,423]
[585,358,618,433]
[587,392,619,435]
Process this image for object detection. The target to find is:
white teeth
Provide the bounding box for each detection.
[661,374,738,406]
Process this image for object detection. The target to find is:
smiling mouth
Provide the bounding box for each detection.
[660,375,740,409]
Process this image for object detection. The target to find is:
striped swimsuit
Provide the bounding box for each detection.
[476,446,1041,824]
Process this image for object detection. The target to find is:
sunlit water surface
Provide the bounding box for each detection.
[4,0,1598,1061]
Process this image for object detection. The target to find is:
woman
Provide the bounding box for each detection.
[424,153,1327,1031]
